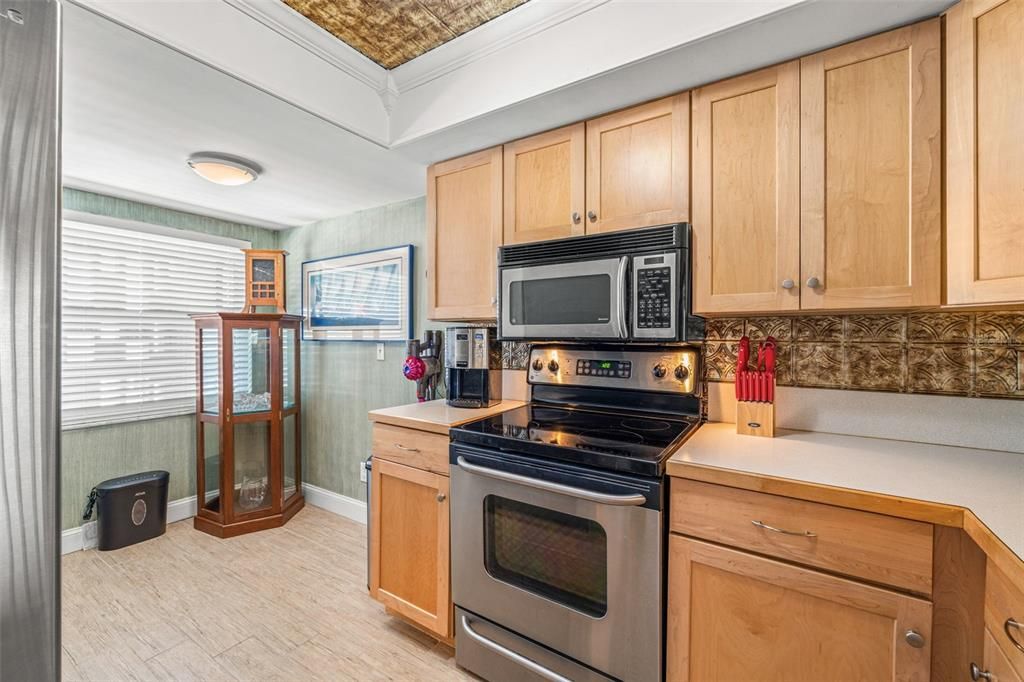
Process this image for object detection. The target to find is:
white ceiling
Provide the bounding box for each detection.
[64,0,955,229]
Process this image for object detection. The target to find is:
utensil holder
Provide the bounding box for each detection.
[736,400,775,438]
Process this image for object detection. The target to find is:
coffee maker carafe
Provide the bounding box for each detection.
[446,327,501,408]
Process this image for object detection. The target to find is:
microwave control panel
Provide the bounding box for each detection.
[633,252,677,338]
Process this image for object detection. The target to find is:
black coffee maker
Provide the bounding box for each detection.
[445,326,502,408]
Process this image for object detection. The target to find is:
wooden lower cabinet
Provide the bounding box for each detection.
[667,535,933,681]
[370,457,451,640]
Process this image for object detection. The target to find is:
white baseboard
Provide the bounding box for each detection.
[302,483,367,525]
[61,485,364,555]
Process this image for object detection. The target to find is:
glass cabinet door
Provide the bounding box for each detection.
[282,413,299,504]
[231,327,271,415]
[200,422,221,515]
[200,327,220,415]
[234,421,271,514]
[282,326,296,410]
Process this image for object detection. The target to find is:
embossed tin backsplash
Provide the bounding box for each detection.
[705,312,1024,399]
[502,311,1024,399]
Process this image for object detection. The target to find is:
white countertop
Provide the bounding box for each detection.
[368,399,526,435]
[669,422,1024,562]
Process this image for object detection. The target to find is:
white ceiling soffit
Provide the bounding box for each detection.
[62,2,425,228]
[66,0,956,226]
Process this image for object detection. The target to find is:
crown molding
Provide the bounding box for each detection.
[390,0,611,93]
[221,0,386,92]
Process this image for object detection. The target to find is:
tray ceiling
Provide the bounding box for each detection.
[281,0,528,69]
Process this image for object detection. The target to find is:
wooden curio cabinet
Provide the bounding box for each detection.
[192,312,304,537]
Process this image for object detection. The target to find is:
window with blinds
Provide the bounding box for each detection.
[61,216,248,429]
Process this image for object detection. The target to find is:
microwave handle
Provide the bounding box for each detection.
[616,256,629,339]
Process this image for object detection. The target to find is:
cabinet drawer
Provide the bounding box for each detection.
[670,479,933,594]
[986,559,1024,678]
[371,423,450,476]
[984,628,1024,682]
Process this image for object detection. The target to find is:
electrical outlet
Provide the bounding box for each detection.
[376,343,385,361]
[359,466,367,483]
[81,520,98,550]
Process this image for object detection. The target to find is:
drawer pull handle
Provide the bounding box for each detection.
[1006,618,1024,654]
[394,444,421,453]
[751,519,817,538]
[970,662,992,681]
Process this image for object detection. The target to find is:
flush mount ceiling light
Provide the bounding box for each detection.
[187,152,261,186]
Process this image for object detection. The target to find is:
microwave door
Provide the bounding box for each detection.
[501,257,628,340]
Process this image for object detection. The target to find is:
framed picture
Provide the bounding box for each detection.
[301,245,413,341]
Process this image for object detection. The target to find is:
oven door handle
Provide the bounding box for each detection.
[460,615,572,682]
[455,457,647,506]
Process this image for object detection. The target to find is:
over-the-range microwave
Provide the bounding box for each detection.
[498,223,705,342]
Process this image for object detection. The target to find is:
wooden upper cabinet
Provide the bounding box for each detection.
[947,0,1024,306]
[585,93,690,234]
[692,62,801,315]
[503,124,585,245]
[370,457,451,639]
[800,20,942,310]
[427,147,502,320]
[667,536,933,682]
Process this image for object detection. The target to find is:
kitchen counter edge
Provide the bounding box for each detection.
[368,399,526,435]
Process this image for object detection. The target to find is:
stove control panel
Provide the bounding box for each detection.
[528,346,698,394]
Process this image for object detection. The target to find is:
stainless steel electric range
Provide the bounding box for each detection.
[449,344,702,682]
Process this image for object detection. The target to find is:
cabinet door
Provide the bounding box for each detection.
[370,458,451,638]
[692,62,801,314]
[585,93,689,234]
[667,535,932,682]
[427,147,502,320]
[503,123,585,245]
[800,20,941,310]
[947,0,1024,306]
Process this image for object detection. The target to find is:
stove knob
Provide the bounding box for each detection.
[675,365,690,381]
[652,363,667,378]
[547,359,559,373]
[531,358,544,371]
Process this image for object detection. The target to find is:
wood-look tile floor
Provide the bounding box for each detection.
[62,507,473,681]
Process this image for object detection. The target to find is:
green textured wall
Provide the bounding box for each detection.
[279,196,433,501]
[60,189,278,530]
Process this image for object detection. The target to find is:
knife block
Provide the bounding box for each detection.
[736,400,775,438]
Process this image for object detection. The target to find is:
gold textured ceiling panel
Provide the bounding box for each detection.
[282,0,530,69]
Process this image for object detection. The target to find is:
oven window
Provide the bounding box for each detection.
[509,274,611,326]
[483,495,608,617]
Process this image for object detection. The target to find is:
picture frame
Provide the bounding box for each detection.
[301,245,413,342]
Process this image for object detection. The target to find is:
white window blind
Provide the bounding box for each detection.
[61,217,247,429]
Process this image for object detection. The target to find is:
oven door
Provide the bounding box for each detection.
[500,257,629,340]
[450,445,662,682]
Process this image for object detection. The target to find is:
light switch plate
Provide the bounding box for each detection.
[359,466,367,483]
[376,343,385,361]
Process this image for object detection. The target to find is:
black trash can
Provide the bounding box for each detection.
[84,470,170,551]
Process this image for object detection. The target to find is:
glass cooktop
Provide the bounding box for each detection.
[451,403,700,477]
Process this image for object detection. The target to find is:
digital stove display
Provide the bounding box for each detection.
[576,359,631,378]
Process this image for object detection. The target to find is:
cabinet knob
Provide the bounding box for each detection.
[806,276,821,289]
[781,279,795,290]
[572,211,581,224]
[904,630,925,649]
[436,493,446,502]
[587,210,597,223]
[970,663,993,681]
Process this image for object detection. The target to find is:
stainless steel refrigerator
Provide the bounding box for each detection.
[0,0,62,679]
